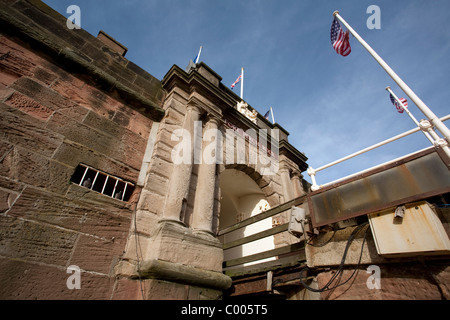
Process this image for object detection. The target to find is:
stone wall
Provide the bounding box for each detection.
[0,0,164,299]
[315,260,450,300]
[301,206,450,300]
[0,0,313,300]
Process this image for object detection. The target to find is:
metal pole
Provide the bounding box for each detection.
[112,179,119,198]
[307,114,450,190]
[101,175,109,194]
[387,86,450,158]
[121,183,128,201]
[240,67,244,100]
[91,171,99,190]
[316,124,425,172]
[79,165,88,186]
[386,86,435,144]
[333,11,450,144]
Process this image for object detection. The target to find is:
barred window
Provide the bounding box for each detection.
[71,164,135,202]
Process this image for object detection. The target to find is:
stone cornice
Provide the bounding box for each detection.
[279,140,309,172]
[163,63,284,133]
[162,63,309,171]
[162,64,238,112]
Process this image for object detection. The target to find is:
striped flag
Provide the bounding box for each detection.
[193,46,202,64]
[193,53,200,64]
[389,93,408,113]
[231,74,242,89]
[330,17,351,56]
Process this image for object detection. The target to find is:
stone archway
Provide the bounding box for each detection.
[218,168,276,267]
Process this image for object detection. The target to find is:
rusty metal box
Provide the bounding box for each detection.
[368,201,450,257]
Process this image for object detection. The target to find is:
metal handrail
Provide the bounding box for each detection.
[307,114,450,191]
[220,196,307,276]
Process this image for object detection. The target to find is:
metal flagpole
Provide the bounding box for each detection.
[386,86,435,144]
[240,67,244,100]
[333,11,450,152]
[388,86,450,160]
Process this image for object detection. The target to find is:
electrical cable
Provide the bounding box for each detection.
[132,189,145,300]
[305,223,337,247]
[300,222,368,292]
[418,257,450,300]
[299,222,369,293]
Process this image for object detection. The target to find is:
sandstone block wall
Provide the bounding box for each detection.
[315,260,450,300]
[0,0,165,299]
[301,207,450,300]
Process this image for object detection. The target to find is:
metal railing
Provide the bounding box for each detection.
[219,196,307,277]
[307,114,450,191]
[73,163,135,201]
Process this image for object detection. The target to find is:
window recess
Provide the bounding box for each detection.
[71,163,135,202]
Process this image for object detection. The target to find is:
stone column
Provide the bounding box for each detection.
[192,116,220,235]
[280,166,294,202]
[291,171,306,197]
[163,104,201,223]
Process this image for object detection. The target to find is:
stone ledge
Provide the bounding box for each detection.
[144,220,224,272]
[134,259,232,290]
[151,219,223,249]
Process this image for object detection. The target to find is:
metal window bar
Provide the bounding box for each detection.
[79,165,89,186]
[76,164,134,202]
[121,182,128,201]
[112,178,119,198]
[101,175,109,194]
[91,171,99,190]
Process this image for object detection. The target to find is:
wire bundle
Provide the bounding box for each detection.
[300,222,370,293]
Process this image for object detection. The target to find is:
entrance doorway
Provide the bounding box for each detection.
[219,169,275,268]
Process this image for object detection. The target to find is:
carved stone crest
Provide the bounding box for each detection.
[236,101,257,124]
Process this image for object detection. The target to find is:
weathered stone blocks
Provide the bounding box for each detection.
[316,262,449,300]
[0,0,165,299]
[0,215,78,265]
[0,257,114,300]
[144,221,224,273]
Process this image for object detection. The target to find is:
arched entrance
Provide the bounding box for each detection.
[219,169,275,267]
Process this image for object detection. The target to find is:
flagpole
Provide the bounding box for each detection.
[270,106,275,124]
[333,11,450,150]
[386,86,435,144]
[240,67,244,100]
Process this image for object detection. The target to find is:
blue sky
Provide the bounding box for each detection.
[43,0,450,185]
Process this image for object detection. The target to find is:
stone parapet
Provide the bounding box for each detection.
[0,0,165,121]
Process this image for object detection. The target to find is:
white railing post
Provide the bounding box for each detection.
[307,115,450,191]
[419,119,450,158]
[307,167,320,191]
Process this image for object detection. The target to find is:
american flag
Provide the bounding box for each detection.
[231,74,242,89]
[389,93,408,113]
[330,17,351,57]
